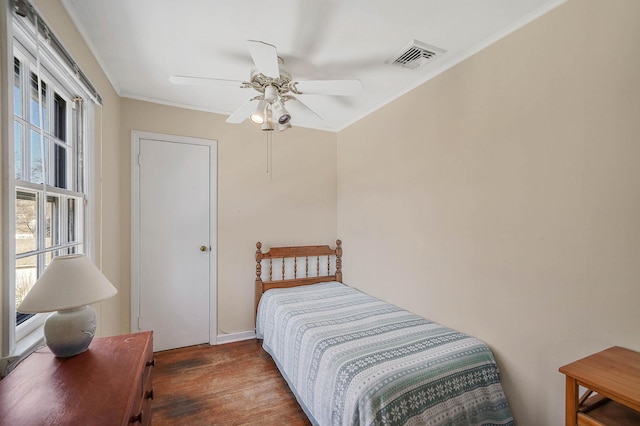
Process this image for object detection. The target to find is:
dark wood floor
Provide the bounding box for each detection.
[152,339,311,425]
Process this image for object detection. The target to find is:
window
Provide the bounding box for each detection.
[12,52,86,333]
[3,1,100,361]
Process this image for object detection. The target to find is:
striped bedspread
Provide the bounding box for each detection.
[256,282,513,426]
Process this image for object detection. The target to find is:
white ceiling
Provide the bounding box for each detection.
[61,0,564,132]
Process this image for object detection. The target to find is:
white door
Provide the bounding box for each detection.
[131,131,217,352]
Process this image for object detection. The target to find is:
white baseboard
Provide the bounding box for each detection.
[216,329,256,345]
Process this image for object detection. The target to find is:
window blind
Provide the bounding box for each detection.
[11,0,102,105]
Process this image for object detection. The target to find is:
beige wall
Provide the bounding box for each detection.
[120,99,337,334]
[337,0,640,424]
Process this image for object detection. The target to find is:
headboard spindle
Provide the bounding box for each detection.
[255,239,343,321]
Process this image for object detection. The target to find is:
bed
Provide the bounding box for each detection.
[255,240,514,426]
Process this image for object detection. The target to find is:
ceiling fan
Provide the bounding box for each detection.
[170,40,362,131]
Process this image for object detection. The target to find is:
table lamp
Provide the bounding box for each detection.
[17,254,118,358]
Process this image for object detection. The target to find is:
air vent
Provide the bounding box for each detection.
[386,40,445,69]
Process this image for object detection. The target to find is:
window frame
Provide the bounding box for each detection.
[2,4,97,361]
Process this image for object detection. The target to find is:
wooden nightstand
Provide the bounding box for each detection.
[559,346,640,425]
[0,331,154,425]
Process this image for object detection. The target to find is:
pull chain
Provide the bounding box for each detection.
[266,131,273,181]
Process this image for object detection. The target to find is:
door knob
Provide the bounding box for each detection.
[200,246,208,252]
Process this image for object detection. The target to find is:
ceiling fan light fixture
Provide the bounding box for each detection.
[171,40,362,132]
[261,107,274,131]
[278,121,292,132]
[250,99,267,124]
[272,101,291,125]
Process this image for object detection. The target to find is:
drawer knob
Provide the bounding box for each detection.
[146,358,155,367]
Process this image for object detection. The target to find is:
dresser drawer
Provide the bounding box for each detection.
[141,341,155,426]
[129,334,155,425]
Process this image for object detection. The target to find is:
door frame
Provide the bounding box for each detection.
[130,130,217,346]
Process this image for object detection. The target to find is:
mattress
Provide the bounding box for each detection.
[256,281,513,426]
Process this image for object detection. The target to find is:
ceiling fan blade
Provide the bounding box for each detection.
[293,79,362,96]
[246,40,280,79]
[287,96,323,121]
[226,98,259,124]
[169,75,244,87]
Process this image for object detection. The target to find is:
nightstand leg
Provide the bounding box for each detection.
[565,376,578,426]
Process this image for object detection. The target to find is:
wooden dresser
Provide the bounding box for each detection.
[559,346,640,425]
[0,331,154,425]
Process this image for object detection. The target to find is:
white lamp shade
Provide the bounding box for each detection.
[17,254,118,313]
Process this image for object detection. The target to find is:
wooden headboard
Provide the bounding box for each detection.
[255,240,342,317]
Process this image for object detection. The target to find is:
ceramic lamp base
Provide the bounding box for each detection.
[44,305,97,357]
